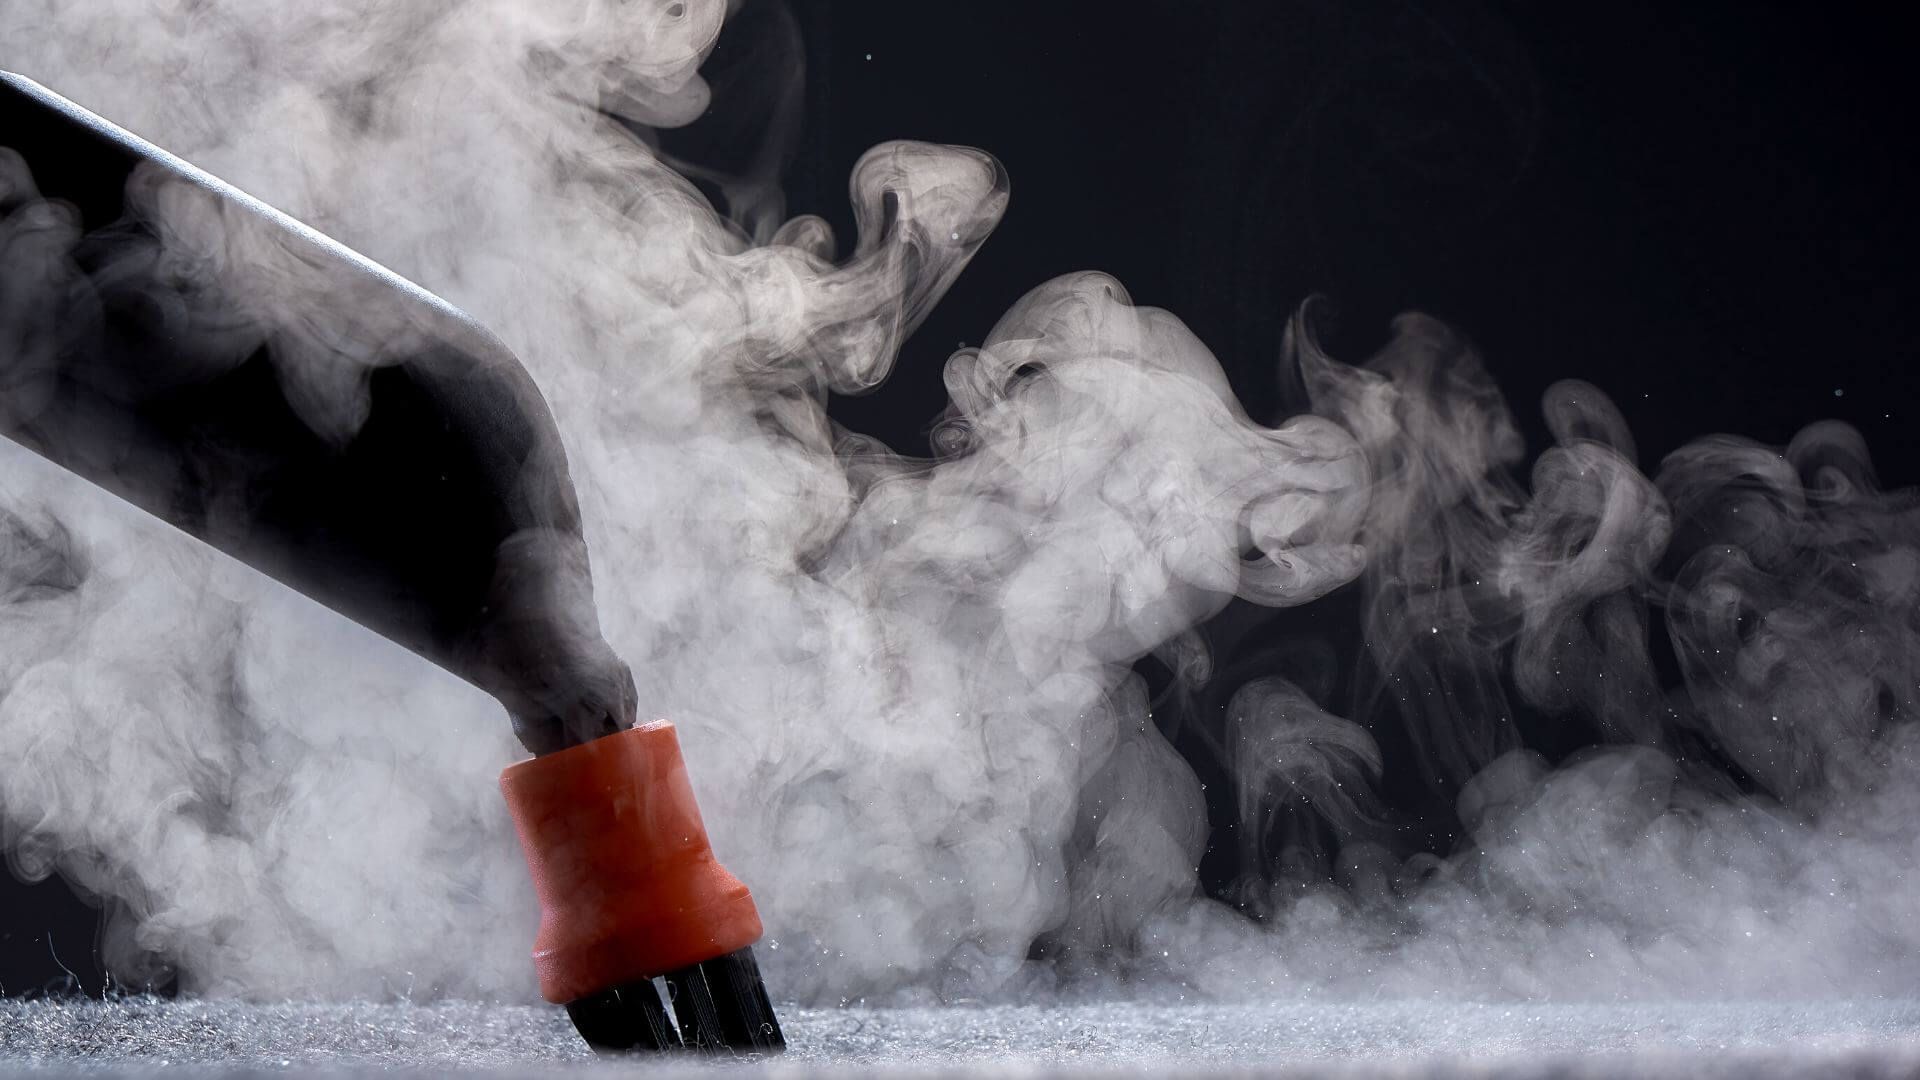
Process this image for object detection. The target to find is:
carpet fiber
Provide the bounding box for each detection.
[3,998,1919,1076]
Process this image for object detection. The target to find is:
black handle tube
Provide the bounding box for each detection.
[0,72,633,754]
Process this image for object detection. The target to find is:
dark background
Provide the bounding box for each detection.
[786,0,1920,884]
[787,2,1918,473]
[7,0,1919,993]
[735,0,1920,914]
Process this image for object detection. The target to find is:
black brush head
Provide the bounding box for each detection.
[569,947,784,1055]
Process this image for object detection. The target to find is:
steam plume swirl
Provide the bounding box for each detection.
[0,0,1914,1009]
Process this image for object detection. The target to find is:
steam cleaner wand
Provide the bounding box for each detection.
[0,72,783,1054]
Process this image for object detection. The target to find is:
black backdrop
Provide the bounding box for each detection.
[5,0,1918,994]
[781,0,1920,906]
[790,2,1919,468]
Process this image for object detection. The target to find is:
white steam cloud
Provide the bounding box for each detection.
[0,0,1915,1009]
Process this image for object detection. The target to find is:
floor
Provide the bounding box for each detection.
[2,998,1919,1076]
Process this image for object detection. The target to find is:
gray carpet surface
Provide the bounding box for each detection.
[3,998,1920,1077]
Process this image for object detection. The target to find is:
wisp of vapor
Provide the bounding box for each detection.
[0,0,1913,1007]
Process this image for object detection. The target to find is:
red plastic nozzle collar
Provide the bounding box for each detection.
[501,721,763,1004]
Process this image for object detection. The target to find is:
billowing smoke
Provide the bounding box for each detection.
[0,0,1915,1009]
[1158,310,1920,1000]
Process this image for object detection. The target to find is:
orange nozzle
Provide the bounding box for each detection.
[500,721,763,1004]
